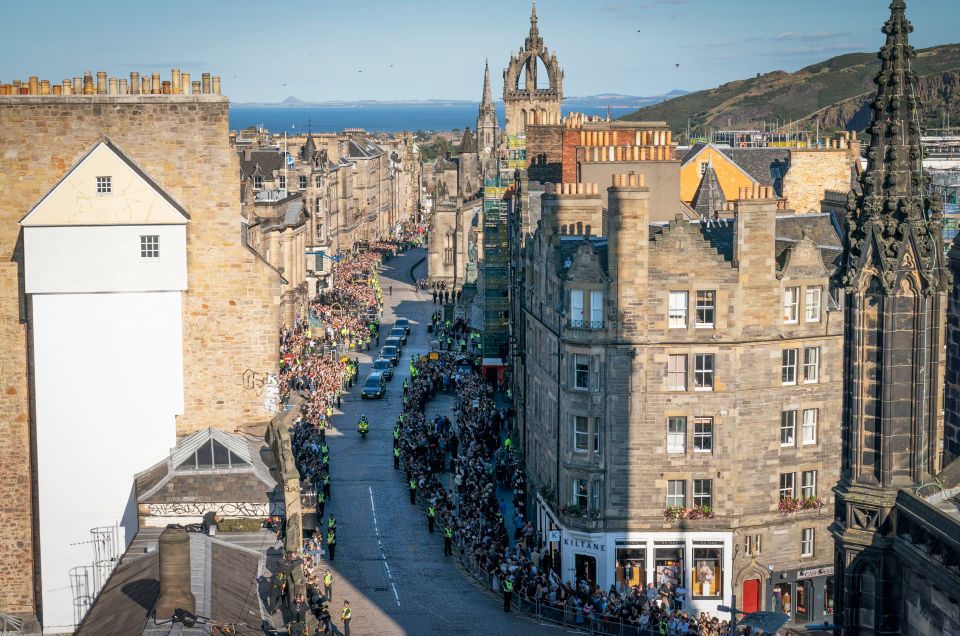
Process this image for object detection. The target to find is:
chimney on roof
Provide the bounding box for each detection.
[154,524,196,620]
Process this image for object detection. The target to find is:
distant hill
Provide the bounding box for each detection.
[622,43,960,135]
[234,92,689,112]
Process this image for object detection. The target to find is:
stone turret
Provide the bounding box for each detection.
[833,2,950,632]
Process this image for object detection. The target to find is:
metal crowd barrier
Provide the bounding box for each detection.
[451,538,658,636]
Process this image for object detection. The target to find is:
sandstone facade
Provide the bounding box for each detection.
[0,89,282,621]
[517,177,843,620]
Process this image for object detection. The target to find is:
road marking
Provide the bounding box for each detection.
[369,485,401,607]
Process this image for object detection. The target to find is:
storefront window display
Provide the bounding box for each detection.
[655,546,684,593]
[773,582,793,616]
[615,547,646,593]
[691,547,723,598]
[795,579,813,621]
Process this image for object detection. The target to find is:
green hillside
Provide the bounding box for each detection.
[622,44,960,136]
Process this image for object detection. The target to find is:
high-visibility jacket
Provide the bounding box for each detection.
[394,447,400,458]
[444,527,453,538]
[409,480,416,490]
[504,579,514,592]
[324,572,333,586]
[341,606,352,620]
[427,506,436,518]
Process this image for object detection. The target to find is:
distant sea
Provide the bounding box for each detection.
[229,103,612,134]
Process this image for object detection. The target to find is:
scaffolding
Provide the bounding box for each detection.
[480,175,512,360]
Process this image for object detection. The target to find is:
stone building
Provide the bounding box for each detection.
[678,138,861,218]
[526,115,684,222]
[832,2,960,634]
[519,175,844,624]
[0,69,282,632]
[502,1,563,139]
[243,190,309,325]
[237,130,420,295]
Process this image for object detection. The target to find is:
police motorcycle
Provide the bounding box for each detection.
[358,415,370,439]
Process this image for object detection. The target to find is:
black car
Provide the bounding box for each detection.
[389,327,408,345]
[381,345,400,366]
[372,357,394,380]
[394,318,411,336]
[361,372,386,399]
[385,336,403,353]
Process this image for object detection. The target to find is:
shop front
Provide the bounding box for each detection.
[534,497,733,616]
[767,565,834,627]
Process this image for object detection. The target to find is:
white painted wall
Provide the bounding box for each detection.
[32,291,183,632]
[24,225,187,294]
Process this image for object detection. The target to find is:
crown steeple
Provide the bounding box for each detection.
[842,0,946,293]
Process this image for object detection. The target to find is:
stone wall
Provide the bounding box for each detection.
[784,149,854,214]
[0,94,282,616]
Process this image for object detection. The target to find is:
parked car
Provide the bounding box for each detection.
[372,357,394,380]
[361,372,386,399]
[389,327,408,345]
[381,345,400,366]
[385,336,403,353]
[394,318,411,336]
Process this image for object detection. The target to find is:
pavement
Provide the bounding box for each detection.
[318,248,563,636]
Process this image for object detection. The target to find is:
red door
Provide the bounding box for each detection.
[743,578,761,613]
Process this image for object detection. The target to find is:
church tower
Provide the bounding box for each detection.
[832,1,950,633]
[502,0,563,138]
[476,60,499,159]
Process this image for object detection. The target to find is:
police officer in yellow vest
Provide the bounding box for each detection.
[427,503,436,533]
[393,446,400,470]
[323,568,333,601]
[443,525,453,556]
[341,600,352,636]
[503,575,514,613]
[408,478,417,504]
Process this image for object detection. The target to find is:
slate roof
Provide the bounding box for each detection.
[558,237,609,276]
[460,127,478,154]
[718,147,791,191]
[135,428,279,506]
[694,213,843,272]
[345,138,383,159]
[239,149,285,181]
[76,530,273,636]
[299,133,317,162]
[691,161,727,218]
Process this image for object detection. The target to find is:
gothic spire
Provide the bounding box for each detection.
[843,0,946,291]
[481,60,494,111]
[859,0,927,209]
[526,0,542,50]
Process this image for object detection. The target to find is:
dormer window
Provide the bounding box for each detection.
[254,176,263,190]
[96,176,112,194]
[174,437,251,471]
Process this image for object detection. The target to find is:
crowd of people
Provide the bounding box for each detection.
[273,248,387,634]
[391,318,738,636]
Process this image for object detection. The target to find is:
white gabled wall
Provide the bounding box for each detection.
[32,291,183,632]
[24,225,186,294]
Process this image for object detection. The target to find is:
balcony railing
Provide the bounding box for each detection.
[569,319,604,329]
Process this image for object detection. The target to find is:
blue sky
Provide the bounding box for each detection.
[0,0,956,103]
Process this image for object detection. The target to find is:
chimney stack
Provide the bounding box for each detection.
[607,172,650,336]
[154,525,196,620]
